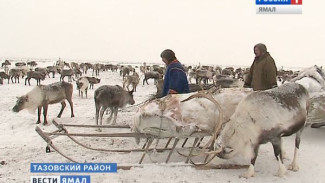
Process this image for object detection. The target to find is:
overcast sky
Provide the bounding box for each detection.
[0,0,324,68]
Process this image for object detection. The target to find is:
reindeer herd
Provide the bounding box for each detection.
[3,59,324,126]
[3,58,325,178]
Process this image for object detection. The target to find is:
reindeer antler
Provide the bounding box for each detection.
[181,93,225,154]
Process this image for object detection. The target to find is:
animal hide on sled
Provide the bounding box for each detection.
[132,88,252,141]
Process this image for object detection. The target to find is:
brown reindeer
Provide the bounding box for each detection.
[46,66,58,78]
[59,69,74,82]
[123,72,140,91]
[0,71,10,84]
[120,67,130,80]
[9,68,23,84]
[13,81,74,125]
[143,71,162,85]
[86,77,100,89]
[25,71,46,86]
[27,61,38,68]
[15,62,26,67]
[94,85,135,130]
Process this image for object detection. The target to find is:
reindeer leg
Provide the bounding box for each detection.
[67,98,74,117]
[106,107,114,122]
[271,138,287,177]
[112,107,118,125]
[280,138,288,160]
[95,103,100,130]
[97,106,107,132]
[240,146,259,178]
[57,101,66,118]
[105,108,109,115]
[43,104,48,125]
[36,107,42,124]
[288,129,303,172]
[99,106,107,125]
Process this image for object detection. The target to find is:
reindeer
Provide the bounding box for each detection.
[80,63,93,74]
[123,72,140,92]
[1,60,11,75]
[35,67,48,78]
[120,67,130,80]
[25,71,46,86]
[211,83,309,178]
[94,85,135,131]
[1,60,11,68]
[46,66,58,78]
[13,81,74,125]
[92,63,103,76]
[15,62,26,67]
[9,68,23,84]
[143,71,162,85]
[0,71,10,84]
[59,69,74,82]
[85,77,100,89]
[27,61,38,69]
[195,69,213,85]
[76,77,89,98]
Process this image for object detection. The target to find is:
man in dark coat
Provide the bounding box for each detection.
[161,49,189,97]
[244,43,278,91]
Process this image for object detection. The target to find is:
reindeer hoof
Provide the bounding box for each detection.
[288,163,299,172]
[239,173,254,179]
[239,164,255,179]
[276,163,287,177]
[46,146,51,153]
[36,121,41,124]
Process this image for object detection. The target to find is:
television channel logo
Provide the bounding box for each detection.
[256,0,302,14]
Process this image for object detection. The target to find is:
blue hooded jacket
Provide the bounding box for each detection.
[162,60,189,97]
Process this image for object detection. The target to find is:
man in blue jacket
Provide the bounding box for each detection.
[160,49,189,97]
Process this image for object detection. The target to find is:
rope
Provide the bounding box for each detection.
[118,95,158,112]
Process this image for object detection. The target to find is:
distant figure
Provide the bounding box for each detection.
[244,43,277,91]
[160,49,189,97]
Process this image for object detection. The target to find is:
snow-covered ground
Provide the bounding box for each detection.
[0,62,325,183]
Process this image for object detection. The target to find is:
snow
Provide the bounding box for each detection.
[1,62,325,183]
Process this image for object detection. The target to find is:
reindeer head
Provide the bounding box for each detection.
[128,89,135,105]
[214,118,257,160]
[76,80,83,90]
[12,96,29,112]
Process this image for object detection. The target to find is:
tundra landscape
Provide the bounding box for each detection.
[0,60,324,183]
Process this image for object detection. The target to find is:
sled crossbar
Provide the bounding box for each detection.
[56,124,131,129]
[45,132,153,138]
